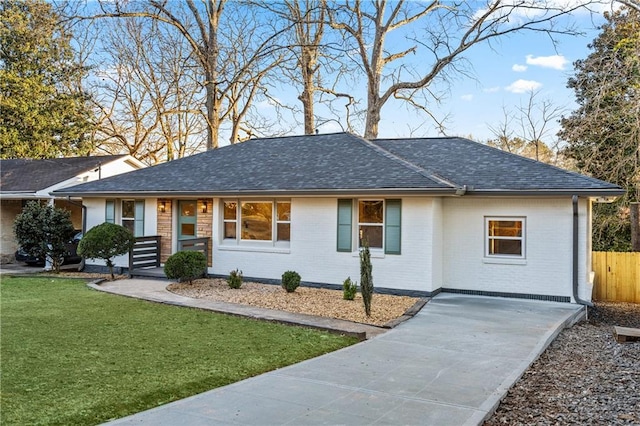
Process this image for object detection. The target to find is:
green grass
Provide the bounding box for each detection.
[0,276,358,425]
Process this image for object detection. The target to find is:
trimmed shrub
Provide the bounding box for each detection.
[281,270,301,293]
[164,251,207,284]
[227,268,243,289]
[77,222,134,280]
[360,240,374,316]
[342,277,357,301]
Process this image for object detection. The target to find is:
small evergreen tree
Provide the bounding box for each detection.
[359,240,374,316]
[77,222,135,280]
[14,200,75,273]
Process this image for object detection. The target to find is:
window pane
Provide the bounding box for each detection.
[122,200,135,218]
[241,202,272,240]
[489,239,522,255]
[105,200,115,223]
[181,201,196,217]
[181,223,195,237]
[224,222,237,239]
[224,202,237,220]
[277,223,290,241]
[359,225,383,248]
[359,200,383,223]
[489,221,522,237]
[122,219,134,234]
[277,202,291,221]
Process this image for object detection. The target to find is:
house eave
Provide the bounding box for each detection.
[52,187,626,199]
[465,188,626,197]
[51,187,459,198]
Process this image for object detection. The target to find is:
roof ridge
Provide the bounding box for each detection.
[350,134,459,188]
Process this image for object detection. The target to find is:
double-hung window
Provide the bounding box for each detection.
[223,200,290,243]
[337,199,401,254]
[104,199,144,237]
[485,217,525,258]
[223,201,238,239]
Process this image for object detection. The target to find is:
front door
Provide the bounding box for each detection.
[178,200,197,240]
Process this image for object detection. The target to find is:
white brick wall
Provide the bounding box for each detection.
[83,194,593,301]
[83,197,158,268]
[442,197,591,301]
[212,197,437,292]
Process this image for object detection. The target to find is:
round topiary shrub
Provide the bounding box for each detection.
[164,251,207,284]
[77,222,135,280]
[281,270,301,293]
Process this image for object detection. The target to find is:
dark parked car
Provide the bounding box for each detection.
[15,231,83,267]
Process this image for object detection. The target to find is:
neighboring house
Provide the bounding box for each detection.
[53,133,624,303]
[0,155,145,263]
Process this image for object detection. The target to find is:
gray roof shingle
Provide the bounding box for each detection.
[54,133,451,196]
[373,137,621,193]
[1,155,128,193]
[52,133,623,197]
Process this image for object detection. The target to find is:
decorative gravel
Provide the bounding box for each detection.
[168,278,420,327]
[485,302,640,425]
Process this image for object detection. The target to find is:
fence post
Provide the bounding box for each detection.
[631,202,639,252]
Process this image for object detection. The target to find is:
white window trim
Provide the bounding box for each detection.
[485,216,526,259]
[358,199,385,251]
[220,199,291,249]
[222,201,238,241]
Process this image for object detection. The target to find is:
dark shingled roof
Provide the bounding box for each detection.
[373,137,622,193]
[52,133,624,197]
[1,155,128,193]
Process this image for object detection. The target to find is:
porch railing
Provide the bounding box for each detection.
[178,237,210,258]
[128,236,161,277]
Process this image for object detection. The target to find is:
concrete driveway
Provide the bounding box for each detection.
[106,293,583,426]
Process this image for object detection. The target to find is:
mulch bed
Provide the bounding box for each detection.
[485,302,640,425]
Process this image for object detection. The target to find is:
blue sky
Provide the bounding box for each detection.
[370,10,608,143]
[300,5,614,145]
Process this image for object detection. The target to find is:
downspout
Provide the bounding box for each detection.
[573,195,592,306]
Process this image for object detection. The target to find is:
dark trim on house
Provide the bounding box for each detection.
[441,288,571,303]
[466,189,625,197]
[52,188,460,198]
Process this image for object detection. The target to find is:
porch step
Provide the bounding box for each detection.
[130,267,166,279]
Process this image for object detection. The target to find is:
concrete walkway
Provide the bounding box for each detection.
[98,279,584,426]
[93,279,386,339]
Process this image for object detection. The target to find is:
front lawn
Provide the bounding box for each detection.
[0,276,357,425]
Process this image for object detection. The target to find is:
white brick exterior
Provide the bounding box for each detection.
[442,197,590,302]
[83,194,593,302]
[212,197,438,293]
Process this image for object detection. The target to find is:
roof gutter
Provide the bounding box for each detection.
[50,187,461,198]
[573,195,592,307]
[465,188,626,197]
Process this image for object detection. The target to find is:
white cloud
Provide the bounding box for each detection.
[505,79,543,93]
[512,64,528,72]
[483,86,501,93]
[525,54,568,70]
[460,94,474,101]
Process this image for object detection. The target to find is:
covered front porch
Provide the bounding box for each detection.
[128,235,210,278]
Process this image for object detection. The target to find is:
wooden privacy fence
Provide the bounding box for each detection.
[592,251,640,303]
